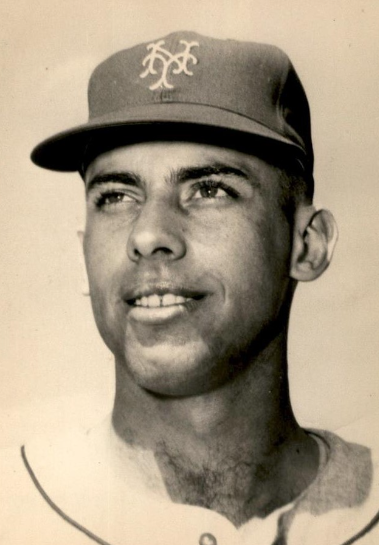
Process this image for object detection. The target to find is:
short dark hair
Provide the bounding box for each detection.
[277,164,314,223]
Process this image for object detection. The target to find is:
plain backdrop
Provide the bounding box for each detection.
[1,0,378,448]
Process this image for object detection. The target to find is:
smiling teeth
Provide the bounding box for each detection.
[134,294,190,308]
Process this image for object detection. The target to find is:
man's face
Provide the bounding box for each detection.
[83,141,294,396]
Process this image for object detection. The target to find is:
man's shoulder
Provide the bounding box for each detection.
[0,428,103,545]
[0,444,25,503]
[284,423,379,545]
[0,443,53,542]
[308,427,376,507]
[0,444,35,514]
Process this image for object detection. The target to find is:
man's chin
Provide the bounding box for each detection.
[123,342,219,397]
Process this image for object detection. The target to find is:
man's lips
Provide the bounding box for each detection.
[124,284,207,308]
[123,284,208,325]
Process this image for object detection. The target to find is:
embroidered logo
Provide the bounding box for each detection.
[140,39,199,90]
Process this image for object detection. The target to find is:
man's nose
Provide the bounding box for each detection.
[126,198,186,262]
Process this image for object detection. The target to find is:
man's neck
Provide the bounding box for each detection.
[111,341,319,527]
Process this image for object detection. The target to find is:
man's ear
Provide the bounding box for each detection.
[290,206,338,282]
[77,230,90,296]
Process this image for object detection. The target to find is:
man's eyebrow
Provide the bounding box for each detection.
[86,163,260,192]
[173,164,260,187]
[85,172,140,193]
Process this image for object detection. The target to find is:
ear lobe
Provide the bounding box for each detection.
[77,230,90,296]
[290,207,338,282]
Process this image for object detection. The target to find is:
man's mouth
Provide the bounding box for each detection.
[132,294,194,308]
[125,286,206,324]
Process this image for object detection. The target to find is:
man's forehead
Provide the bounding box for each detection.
[84,140,271,184]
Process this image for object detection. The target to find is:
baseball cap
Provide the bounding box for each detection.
[31,31,314,173]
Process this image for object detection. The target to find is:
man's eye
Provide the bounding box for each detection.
[95,191,133,208]
[192,181,238,200]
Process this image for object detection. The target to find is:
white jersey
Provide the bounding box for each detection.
[1,418,379,545]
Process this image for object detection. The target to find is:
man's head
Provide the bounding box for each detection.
[31,32,337,397]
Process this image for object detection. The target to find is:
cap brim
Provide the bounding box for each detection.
[31,102,307,172]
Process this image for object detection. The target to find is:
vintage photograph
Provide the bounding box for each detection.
[1,1,378,544]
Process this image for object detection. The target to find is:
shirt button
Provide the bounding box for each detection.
[199,533,217,545]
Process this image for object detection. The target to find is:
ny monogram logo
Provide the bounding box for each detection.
[140,39,199,90]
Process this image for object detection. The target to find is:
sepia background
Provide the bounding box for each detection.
[1,0,378,448]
